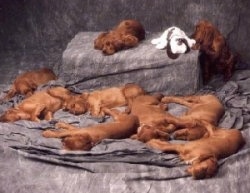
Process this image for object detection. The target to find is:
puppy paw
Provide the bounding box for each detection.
[173,129,189,140]
[42,130,56,138]
[147,139,168,150]
[55,122,69,129]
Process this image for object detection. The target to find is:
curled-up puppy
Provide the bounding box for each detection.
[47,87,89,115]
[147,120,245,179]
[87,83,145,117]
[42,108,139,151]
[127,94,175,142]
[191,20,238,83]
[161,94,225,140]
[0,87,66,122]
[94,19,145,55]
[1,68,57,102]
[151,27,196,59]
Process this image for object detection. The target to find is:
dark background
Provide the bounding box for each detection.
[0,0,249,84]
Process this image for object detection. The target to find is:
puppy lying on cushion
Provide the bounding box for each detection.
[151,27,196,59]
[127,94,175,142]
[0,68,57,102]
[161,94,225,140]
[0,87,68,122]
[147,120,245,179]
[47,87,89,115]
[87,83,145,117]
[94,19,145,55]
[42,108,139,151]
[191,20,238,83]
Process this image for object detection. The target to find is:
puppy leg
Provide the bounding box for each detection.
[44,111,53,121]
[164,114,197,128]
[173,127,207,141]
[162,96,201,107]
[123,35,139,47]
[30,104,46,122]
[42,129,72,138]
[56,122,79,131]
[147,139,182,153]
[102,108,121,121]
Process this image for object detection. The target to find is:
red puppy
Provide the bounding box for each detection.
[1,68,57,102]
[94,19,145,55]
[191,20,238,84]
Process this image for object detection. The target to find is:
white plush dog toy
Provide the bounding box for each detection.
[151,27,196,59]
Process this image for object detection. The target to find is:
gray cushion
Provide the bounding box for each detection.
[61,32,200,94]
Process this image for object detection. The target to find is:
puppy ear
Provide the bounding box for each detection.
[166,42,180,59]
[202,26,215,46]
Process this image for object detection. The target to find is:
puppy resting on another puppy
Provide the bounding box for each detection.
[94,19,145,55]
[48,87,89,115]
[86,83,145,117]
[161,94,225,140]
[151,27,196,59]
[147,120,245,179]
[0,68,57,102]
[42,108,139,151]
[127,94,175,142]
[0,87,69,122]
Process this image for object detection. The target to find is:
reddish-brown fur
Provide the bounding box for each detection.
[191,20,238,84]
[0,87,67,122]
[127,94,175,142]
[87,83,145,117]
[47,87,89,115]
[42,108,139,151]
[161,94,225,140]
[147,121,245,179]
[94,19,145,55]
[1,68,57,102]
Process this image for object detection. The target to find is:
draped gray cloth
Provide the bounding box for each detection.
[0,69,250,193]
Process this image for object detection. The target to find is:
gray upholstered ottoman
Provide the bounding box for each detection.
[61,32,200,94]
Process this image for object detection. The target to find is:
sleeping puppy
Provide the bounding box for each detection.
[42,108,139,151]
[161,94,225,140]
[47,87,89,115]
[87,83,145,117]
[94,19,145,55]
[0,87,67,122]
[0,68,57,102]
[147,120,245,179]
[127,94,175,142]
[151,27,196,59]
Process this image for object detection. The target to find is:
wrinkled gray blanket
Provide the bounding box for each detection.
[0,70,250,193]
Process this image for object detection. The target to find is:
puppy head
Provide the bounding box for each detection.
[0,109,30,122]
[191,20,217,47]
[64,94,89,115]
[62,134,93,151]
[187,157,218,179]
[123,83,146,102]
[47,87,72,101]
